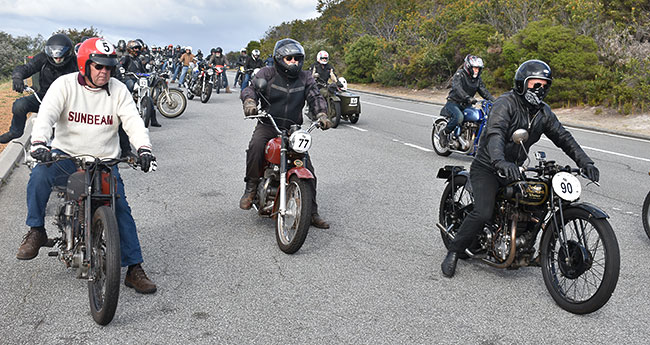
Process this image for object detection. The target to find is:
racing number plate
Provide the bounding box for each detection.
[139,78,148,87]
[552,171,582,201]
[350,97,358,106]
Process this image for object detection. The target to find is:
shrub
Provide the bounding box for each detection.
[343,35,383,83]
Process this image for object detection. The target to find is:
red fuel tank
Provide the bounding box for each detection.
[265,137,282,165]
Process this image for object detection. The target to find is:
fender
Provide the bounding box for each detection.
[436,165,472,193]
[433,117,447,128]
[287,166,314,180]
[557,202,609,219]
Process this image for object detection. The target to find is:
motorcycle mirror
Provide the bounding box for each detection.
[512,129,529,145]
[253,78,267,93]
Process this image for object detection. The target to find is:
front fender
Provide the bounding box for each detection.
[561,202,609,219]
[287,167,314,180]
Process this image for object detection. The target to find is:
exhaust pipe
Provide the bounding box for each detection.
[436,223,477,258]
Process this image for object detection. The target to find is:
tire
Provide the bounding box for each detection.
[438,174,473,259]
[157,89,187,118]
[140,96,154,128]
[349,113,359,124]
[276,175,313,254]
[215,75,221,94]
[432,119,452,156]
[200,80,212,103]
[643,191,650,239]
[331,102,341,128]
[88,206,121,325]
[540,207,620,314]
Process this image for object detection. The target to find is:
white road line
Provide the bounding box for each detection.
[566,126,650,143]
[365,101,437,118]
[404,143,433,152]
[347,125,368,132]
[540,137,650,162]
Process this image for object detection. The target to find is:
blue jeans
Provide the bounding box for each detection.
[9,94,40,136]
[171,63,182,82]
[241,72,252,89]
[178,66,189,85]
[443,101,469,133]
[26,152,144,266]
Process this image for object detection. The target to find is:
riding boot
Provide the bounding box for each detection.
[239,180,259,210]
[441,251,459,278]
[225,86,232,93]
[150,110,162,127]
[438,127,450,147]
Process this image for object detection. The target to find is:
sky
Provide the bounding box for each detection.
[0,0,321,54]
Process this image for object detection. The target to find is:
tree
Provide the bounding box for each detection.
[53,26,102,44]
[0,31,45,78]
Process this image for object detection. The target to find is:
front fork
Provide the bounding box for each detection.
[278,142,288,217]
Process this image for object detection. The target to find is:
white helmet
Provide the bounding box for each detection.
[317,50,329,64]
[252,49,260,58]
[338,77,347,90]
[240,47,247,53]
[185,46,192,52]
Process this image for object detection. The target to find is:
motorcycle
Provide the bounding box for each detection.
[307,79,361,129]
[149,70,187,119]
[32,153,143,325]
[437,129,620,314]
[642,171,650,238]
[246,78,322,254]
[211,64,225,94]
[186,61,213,103]
[123,71,156,128]
[432,100,492,156]
[234,64,245,87]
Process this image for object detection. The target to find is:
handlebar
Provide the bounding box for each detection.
[245,111,321,134]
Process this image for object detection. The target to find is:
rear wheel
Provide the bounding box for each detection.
[88,206,121,325]
[276,175,313,254]
[157,89,187,118]
[541,208,620,314]
[349,113,359,124]
[432,119,452,156]
[328,100,341,128]
[438,174,473,259]
[642,191,650,239]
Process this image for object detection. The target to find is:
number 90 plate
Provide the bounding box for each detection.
[552,172,581,201]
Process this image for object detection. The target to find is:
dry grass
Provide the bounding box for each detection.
[0,80,33,154]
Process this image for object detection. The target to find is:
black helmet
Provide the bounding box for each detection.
[175,44,181,50]
[273,38,305,78]
[117,39,126,51]
[514,60,553,107]
[463,54,484,79]
[44,33,73,66]
[216,47,223,54]
[210,48,216,54]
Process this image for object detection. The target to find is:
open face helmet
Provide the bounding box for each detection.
[126,40,142,56]
[317,50,329,64]
[463,54,484,79]
[44,34,74,66]
[77,37,119,84]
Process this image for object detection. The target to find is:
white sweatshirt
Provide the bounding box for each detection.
[31,72,151,159]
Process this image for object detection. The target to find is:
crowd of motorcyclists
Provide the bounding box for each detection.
[2,32,604,314]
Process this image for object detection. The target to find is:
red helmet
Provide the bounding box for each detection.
[77,37,119,76]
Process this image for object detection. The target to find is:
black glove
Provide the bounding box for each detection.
[582,163,599,182]
[316,112,332,130]
[243,98,258,116]
[469,97,478,105]
[30,141,52,162]
[137,147,157,173]
[13,78,25,93]
[495,160,521,180]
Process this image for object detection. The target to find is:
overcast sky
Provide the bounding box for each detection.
[0,0,320,54]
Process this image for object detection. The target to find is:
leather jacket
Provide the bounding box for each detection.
[447,67,495,105]
[12,52,77,99]
[474,90,593,171]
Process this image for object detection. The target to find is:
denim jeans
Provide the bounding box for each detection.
[178,66,189,86]
[26,152,144,266]
[171,63,182,82]
[443,101,469,133]
[10,94,41,136]
[241,72,252,89]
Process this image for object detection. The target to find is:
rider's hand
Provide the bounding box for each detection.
[582,163,600,182]
[30,141,52,162]
[243,98,258,116]
[313,72,320,78]
[470,97,478,105]
[316,112,332,130]
[495,160,521,180]
[12,78,25,93]
[137,147,157,173]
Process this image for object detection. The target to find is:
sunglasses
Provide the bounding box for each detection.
[531,82,549,89]
[92,63,112,71]
[284,56,302,62]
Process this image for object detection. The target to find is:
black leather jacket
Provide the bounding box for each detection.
[12,52,78,99]
[474,91,593,171]
[447,67,495,105]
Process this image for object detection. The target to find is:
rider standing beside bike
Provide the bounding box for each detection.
[117,40,162,127]
[438,54,496,148]
[239,38,332,229]
[440,59,601,278]
[241,49,264,90]
[208,47,231,93]
[0,34,77,144]
[18,37,158,294]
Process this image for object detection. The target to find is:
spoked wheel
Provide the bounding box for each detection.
[541,208,620,314]
[432,119,452,156]
[215,75,222,94]
[157,89,187,118]
[642,191,650,239]
[438,174,474,259]
[88,206,121,325]
[276,175,313,254]
[200,80,212,103]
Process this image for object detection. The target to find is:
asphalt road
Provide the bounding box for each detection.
[1,76,649,344]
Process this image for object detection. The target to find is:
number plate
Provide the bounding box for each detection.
[138,78,148,87]
[289,131,312,153]
[552,172,581,201]
[349,97,358,106]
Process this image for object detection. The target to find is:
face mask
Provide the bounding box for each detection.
[524,84,548,107]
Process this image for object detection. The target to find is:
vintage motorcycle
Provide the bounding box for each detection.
[642,170,650,238]
[245,78,322,254]
[432,100,492,156]
[123,71,155,127]
[437,129,620,314]
[186,61,213,103]
[211,64,225,94]
[32,153,144,325]
[149,70,187,119]
[307,79,361,129]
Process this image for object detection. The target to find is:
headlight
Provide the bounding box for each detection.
[289,130,312,153]
[207,69,214,75]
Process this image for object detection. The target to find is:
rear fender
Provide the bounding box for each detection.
[436,165,472,193]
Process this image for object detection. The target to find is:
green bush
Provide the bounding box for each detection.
[343,35,383,83]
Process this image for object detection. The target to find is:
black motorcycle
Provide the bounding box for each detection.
[186,61,213,103]
[437,129,620,314]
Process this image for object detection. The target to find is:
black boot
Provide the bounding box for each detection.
[239,180,258,210]
[150,110,162,127]
[0,131,20,144]
[438,127,450,148]
[441,251,458,278]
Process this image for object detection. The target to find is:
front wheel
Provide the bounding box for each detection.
[432,119,452,156]
[201,79,212,103]
[215,75,222,94]
[140,96,154,128]
[642,191,650,239]
[540,207,620,314]
[276,175,313,254]
[438,174,473,259]
[88,206,121,325]
[157,89,187,118]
